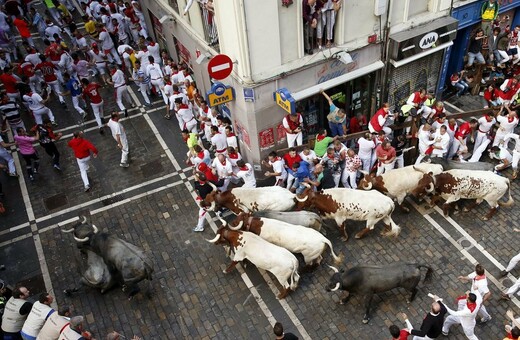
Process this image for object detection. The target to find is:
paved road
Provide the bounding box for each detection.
[1,35,519,340]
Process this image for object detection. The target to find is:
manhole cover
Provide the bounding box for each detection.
[460,239,472,248]
[141,159,164,178]
[44,194,68,211]
[503,278,513,286]
[101,194,124,206]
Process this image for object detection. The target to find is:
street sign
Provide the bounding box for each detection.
[207,54,233,80]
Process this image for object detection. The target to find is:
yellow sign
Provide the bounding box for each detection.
[273,88,295,114]
[207,87,234,107]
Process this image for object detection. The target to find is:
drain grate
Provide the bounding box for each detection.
[44,194,68,211]
[141,159,164,178]
[101,194,125,206]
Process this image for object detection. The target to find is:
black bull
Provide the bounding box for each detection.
[326,262,433,323]
[62,216,154,297]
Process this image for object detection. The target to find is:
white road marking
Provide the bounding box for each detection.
[408,198,520,308]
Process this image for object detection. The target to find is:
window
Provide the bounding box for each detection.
[408,0,429,17]
[167,0,179,13]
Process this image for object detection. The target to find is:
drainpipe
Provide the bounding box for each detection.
[381,0,394,106]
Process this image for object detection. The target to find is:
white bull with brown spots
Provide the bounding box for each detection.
[295,187,400,241]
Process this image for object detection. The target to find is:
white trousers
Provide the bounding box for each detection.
[395,154,404,168]
[139,83,151,104]
[341,169,357,189]
[412,335,433,340]
[442,315,478,340]
[359,155,372,173]
[106,47,121,64]
[47,80,64,103]
[469,139,490,162]
[473,131,488,153]
[115,85,133,111]
[493,131,507,147]
[506,277,520,296]
[376,160,395,176]
[512,150,520,170]
[183,118,198,133]
[150,78,168,104]
[286,173,295,189]
[90,101,104,127]
[477,304,490,321]
[76,156,90,188]
[286,132,302,148]
[498,50,510,65]
[317,10,336,41]
[33,107,55,125]
[72,95,86,115]
[506,252,520,272]
[120,139,129,164]
[0,148,16,174]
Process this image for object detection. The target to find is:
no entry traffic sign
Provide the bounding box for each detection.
[207,54,233,80]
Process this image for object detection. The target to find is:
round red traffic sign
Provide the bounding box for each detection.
[207,54,233,80]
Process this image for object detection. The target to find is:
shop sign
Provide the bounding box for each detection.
[316,56,359,85]
[259,127,275,151]
[419,32,438,49]
[273,88,295,114]
[206,82,235,107]
[234,119,251,150]
[244,88,255,102]
[276,123,287,144]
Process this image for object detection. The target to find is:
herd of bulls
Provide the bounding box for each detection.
[57,158,514,323]
[199,159,514,322]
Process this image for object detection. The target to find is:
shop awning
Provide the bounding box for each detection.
[390,41,453,68]
[291,60,384,102]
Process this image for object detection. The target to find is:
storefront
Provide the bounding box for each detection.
[386,16,458,106]
[270,44,383,144]
[441,0,520,95]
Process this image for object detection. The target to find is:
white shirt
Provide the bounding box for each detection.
[177,106,194,123]
[357,137,375,159]
[135,50,150,69]
[282,115,303,134]
[236,164,256,187]
[466,272,490,297]
[418,126,435,154]
[111,69,126,87]
[496,115,519,134]
[269,157,287,181]
[45,25,62,41]
[432,130,450,156]
[25,53,41,66]
[444,288,482,329]
[211,133,227,152]
[477,116,496,133]
[23,93,45,110]
[146,63,163,80]
[88,50,107,63]
[168,92,189,110]
[21,301,54,337]
[299,150,317,172]
[147,43,161,63]
[99,30,114,50]
[58,52,73,72]
[107,118,127,144]
[226,135,238,149]
[212,158,233,178]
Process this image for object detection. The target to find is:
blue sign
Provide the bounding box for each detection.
[273,88,296,114]
[244,88,255,102]
[206,82,235,107]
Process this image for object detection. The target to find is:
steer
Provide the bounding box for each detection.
[411,169,514,219]
[296,187,400,240]
[224,212,342,268]
[358,163,443,212]
[62,216,154,297]
[424,156,495,171]
[326,263,433,324]
[207,227,300,299]
[200,185,306,214]
[252,211,323,231]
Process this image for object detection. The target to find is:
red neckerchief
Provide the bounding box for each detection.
[448,123,456,131]
[110,69,117,76]
[273,156,281,162]
[485,114,493,122]
[474,274,486,280]
[197,151,205,159]
[165,81,172,85]
[173,91,180,95]
[509,116,516,123]
[316,134,326,142]
[92,48,100,55]
[184,71,189,76]
[142,47,148,52]
[148,42,155,46]
[239,165,248,171]
[467,302,477,313]
[178,104,189,110]
[220,160,226,166]
[228,153,239,159]
[227,133,236,137]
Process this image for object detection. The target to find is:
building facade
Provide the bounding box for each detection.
[140,0,461,165]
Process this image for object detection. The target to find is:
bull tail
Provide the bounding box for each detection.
[498,180,514,207]
[418,265,434,283]
[290,258,300,290]
[324,239,344,265]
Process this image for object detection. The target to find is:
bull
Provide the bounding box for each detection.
[80,250,116,292]
[296,187,400,241]
[252,211,323,232]
[61,216,154,297]
[358,163,443,212]
[424,157,495,171]
[326,263,433,324]
[206,227,300,299]
[411,169,514,219]
[223,212,343,269]
[200,185,306,214]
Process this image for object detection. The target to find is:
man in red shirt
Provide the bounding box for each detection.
[0,67,20,102]
[376,140,396,176]
[81,78,104,134]
[388,325,409,340]
[13,15,34,47]
[35,56,65,105]
[68,131,98,192]
[369,103,392,135]
[283,147,302,190]
[452,119,478,160]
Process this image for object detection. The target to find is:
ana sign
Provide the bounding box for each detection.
[273,88,296,114]
[419,32,439,49]
[206,82,235,107]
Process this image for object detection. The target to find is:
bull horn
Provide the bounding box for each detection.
[79,216,87,224]
[359,170,369,176]
[327,265,339,273]
[229,220,243,231]
[61,227,75,233]
[295,195,308,202]
[205,234,221,243]
[362,181,372,190]
[208,182,218,192]
[330,282,341,292]
[425,182,435,193]
[92,225,99,234]
[74,236,89,242]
